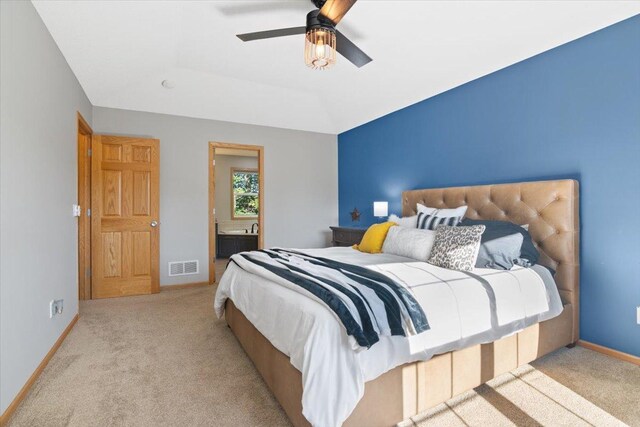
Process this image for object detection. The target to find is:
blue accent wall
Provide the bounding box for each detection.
[338,16,640,356]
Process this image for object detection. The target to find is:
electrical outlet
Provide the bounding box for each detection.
[637,306,640,325]
[49,299,64,318]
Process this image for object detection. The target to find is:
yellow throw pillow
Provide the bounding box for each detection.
[354,222,397,254]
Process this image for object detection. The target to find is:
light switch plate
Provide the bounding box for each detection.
[637,306,640,325]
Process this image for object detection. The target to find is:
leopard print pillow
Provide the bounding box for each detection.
[427,225,486,271]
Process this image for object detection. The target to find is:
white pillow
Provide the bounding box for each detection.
[382,226,436,261]
[417,203,468,218]
[388,214,418,228]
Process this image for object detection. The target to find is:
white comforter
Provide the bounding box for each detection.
[213,247,563,427]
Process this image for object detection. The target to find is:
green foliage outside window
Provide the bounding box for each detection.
[232,170,259,218]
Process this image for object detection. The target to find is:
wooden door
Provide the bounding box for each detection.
[77,113,93,300]
[91,135,160,298]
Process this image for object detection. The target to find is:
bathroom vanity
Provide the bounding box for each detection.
[215,223,258,258]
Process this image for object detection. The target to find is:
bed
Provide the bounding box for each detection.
[214,179,580,427]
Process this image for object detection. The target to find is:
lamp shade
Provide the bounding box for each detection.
[373,201,388,218]
[304,28,336,70]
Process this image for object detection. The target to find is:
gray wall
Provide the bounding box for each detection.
[92,107,338,286]
[0,1,93,414]
[214,154,258,226]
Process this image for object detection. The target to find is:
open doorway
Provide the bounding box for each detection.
[209,142,264,285]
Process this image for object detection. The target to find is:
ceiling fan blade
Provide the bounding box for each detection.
[336,30,372,68]
[237,26,306,42]
[319,0,357,25]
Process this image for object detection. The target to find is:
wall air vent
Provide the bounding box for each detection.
[168,260,199,276]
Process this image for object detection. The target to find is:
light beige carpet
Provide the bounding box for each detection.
[7,285,639,427]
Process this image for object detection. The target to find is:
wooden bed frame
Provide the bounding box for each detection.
[224,180,580,426]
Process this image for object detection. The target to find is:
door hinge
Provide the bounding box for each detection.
[87,208,91,217]
[86,267,91,277]
[87,148,92,156]
[212,159,215,166]
[213,208,216,215]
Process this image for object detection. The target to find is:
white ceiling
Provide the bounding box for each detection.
[33,1,640,134]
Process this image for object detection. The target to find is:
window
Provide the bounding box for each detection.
[231,168,259,219]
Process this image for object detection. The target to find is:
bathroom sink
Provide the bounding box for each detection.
[219,230,257,235]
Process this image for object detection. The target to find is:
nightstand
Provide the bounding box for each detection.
[330,226,367,247]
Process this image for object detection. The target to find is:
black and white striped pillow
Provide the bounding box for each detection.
[417,210,465,230]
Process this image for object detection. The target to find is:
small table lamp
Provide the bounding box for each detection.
[373,201,388,222]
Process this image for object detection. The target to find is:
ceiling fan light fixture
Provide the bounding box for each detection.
[304,27,336,70]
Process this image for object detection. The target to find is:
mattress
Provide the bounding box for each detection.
[214,247,563,427]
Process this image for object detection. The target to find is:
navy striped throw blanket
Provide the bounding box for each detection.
[229,249,429,349]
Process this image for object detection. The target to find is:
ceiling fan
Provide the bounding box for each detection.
[236,0,372,70]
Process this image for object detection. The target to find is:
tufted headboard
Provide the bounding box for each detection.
[402,179,580,342]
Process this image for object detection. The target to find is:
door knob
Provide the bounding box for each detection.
[150,221,158,227]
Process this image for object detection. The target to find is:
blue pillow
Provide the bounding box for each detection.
[460,219,539,268]
[476,233,524,270]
